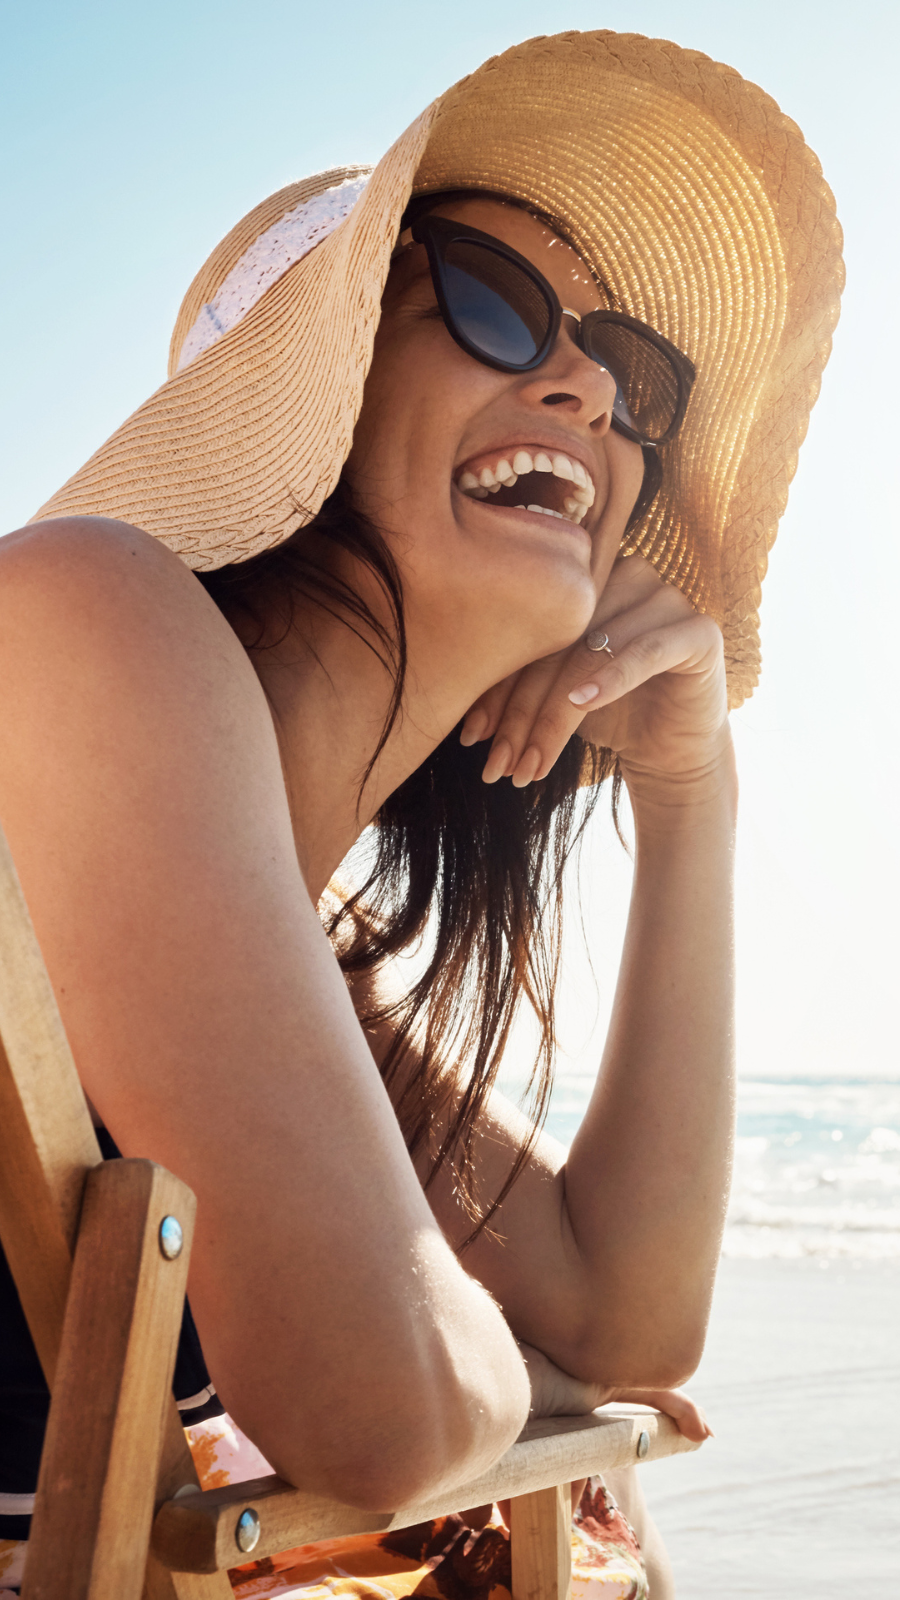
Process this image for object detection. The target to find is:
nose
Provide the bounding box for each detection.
[517,312,616,434]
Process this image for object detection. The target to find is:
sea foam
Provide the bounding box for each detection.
[541,1075,900,1260]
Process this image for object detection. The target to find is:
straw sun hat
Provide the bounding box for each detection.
[33,30,843,708]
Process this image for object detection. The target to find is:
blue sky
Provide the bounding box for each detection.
[2,0,898,1078]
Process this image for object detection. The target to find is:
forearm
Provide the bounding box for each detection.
[560,741,737,1383]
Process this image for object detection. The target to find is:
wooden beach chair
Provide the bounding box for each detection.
[0,819,702,1600]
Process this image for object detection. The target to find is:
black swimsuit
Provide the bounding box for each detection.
[0,1128,223,1541]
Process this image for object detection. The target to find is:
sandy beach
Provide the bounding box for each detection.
[535,1073,900,1591]
[641,1257,900,1596]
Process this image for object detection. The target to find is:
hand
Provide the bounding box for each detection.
[517,1344,712,1442]
[457,1352,710,1533]
[460,555,730,800]
[517,1340,613,1418]
[604,1384,713,1443]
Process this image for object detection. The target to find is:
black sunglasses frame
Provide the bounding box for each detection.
[405,215,696,449]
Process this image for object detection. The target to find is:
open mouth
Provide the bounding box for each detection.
[454,447,596,527]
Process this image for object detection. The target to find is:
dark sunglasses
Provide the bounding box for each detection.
[399,215,695,448]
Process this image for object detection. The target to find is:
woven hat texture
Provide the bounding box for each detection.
[32,30,844,707]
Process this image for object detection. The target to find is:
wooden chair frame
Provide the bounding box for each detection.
[0,824,701,1600]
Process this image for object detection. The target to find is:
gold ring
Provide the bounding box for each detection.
[585,628,615,658]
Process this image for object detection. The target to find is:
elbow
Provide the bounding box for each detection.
[629,1349,703,1392]
[267,1408,499,1515]
[287,1430,455,1515]
[245,1366,525,1515]
[566,1316,708,1394]
[640,1321,708,1390]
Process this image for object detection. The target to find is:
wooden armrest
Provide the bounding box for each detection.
[152,1405,701,1575]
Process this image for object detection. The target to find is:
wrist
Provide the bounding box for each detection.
[623,731,738,830]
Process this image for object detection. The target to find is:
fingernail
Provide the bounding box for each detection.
[568,682,601,706]
[512,746,541,788]
[482,737,512,784]
[460,709,489,747]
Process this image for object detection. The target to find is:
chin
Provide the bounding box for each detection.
[436,561,597,667]
[397,496,602,661]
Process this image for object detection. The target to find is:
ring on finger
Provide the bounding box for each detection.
[585,628,615,659]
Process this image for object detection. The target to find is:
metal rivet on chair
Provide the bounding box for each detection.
[236,1508,261,1554]
[636,1429,650,1460]
[158,1215,184,1260]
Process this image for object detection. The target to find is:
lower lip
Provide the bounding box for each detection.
[455,491,592,547]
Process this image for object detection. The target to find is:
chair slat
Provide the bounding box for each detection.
[22,1161,195,1600]
[143,1562,234,1600]
[151,1408,698,1574]
[0,824,101,1383]
[509,1483,572,1600]
[142,1395,235,1598]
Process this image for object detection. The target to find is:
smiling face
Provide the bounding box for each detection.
[344,196,646,681]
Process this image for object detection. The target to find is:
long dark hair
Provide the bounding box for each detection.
[197,476,633,1243]
[198,186,661,1239]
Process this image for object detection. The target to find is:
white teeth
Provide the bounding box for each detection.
[462,452,593,498]
[458,448,593,525]
[527,503,568,521]
[555,498,587,523]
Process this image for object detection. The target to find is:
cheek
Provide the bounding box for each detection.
[603,436,646,530]
[590,439,646,581]
[348,334,452,480]
[349,345,503,519]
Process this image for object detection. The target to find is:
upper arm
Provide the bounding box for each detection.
[0,518,493,1495]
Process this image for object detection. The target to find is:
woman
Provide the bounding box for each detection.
[0,30,842,1600]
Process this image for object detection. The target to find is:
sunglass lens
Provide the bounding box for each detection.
[441,240,553,367]
[583,321,682,443]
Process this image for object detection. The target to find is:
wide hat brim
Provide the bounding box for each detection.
[32,29,843,708]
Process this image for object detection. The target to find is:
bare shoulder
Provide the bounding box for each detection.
[0,515,280,827]
[0,515,255,699]
[0,514,302,1121]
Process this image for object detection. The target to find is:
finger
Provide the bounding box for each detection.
[460,671,523,747]
[567,613,723,713]
[479,655,570,781]
[622,1386,713,1442]
[482,736,513,785]
[475,582,681,778]
[491,625,633,781]
[512,591,695,779]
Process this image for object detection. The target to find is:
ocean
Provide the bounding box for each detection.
[536,1073,900,1593]
[542,1075,900,1262]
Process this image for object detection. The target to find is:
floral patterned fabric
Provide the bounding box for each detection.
[0,1415,647,1597]
[188,1414,649,1600]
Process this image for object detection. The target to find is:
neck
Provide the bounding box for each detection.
[249,596,494,902]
